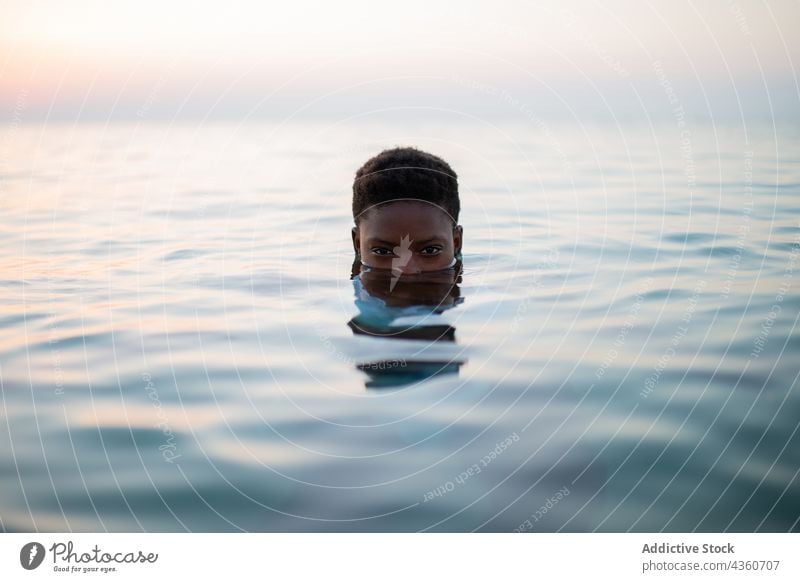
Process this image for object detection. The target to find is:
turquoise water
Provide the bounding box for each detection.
[1,119,799,532]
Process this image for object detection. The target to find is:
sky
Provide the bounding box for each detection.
[0,0,798,122]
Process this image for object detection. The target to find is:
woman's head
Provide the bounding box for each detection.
[351,147,462,274]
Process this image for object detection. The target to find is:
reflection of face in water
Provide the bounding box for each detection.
[347,258,466,389]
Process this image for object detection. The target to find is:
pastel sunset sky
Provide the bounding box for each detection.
[1,0,798,121]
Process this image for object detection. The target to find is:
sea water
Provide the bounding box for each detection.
[1,118,798,531]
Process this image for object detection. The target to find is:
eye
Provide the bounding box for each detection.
[419,246,443,256]
[371,247,396,257]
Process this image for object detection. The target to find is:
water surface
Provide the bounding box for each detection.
[1,119,798,531]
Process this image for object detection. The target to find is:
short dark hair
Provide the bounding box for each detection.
[352,146,459,223]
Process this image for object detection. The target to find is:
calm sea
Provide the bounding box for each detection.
[1,118,798,531]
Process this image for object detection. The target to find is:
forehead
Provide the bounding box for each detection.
[359,201,453,238]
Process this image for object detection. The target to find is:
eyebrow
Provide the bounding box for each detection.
[366,239,399,247]
[366,238,444,247]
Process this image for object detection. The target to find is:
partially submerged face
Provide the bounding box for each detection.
[357,265,461,307]
[352,200,463,275]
